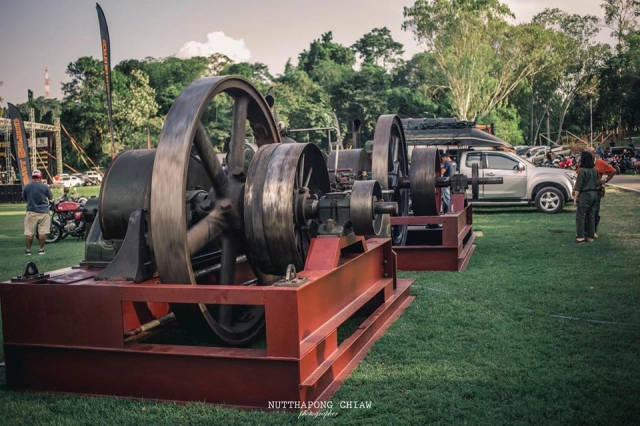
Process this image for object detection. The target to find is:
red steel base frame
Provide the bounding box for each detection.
[0,236,414,410]
[391,198,476,272]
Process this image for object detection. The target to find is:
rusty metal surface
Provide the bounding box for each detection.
[245,143,330,275]
[99,149,155,240]
[151,76,279,287]
[371,115,410,246]
[350,180,383,236]
[410,147,442,216]
[327,148,370,184]
[147,76,280,344]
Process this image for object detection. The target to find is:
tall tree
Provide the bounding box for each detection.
[143,56,208,115]
[112,69,161,150]
[602,0,640,48]
[274,68,334,145]
[532,8,610,143]
[298,32,356,76]
[61,57,110,166]
[402,0,553,121]
[351,27,404,69]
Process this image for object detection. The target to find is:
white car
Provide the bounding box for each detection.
[85,171,103,183]
[61,175,83,188]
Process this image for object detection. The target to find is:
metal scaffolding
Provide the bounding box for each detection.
[0,108,63,183]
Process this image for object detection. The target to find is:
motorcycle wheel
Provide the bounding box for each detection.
[46,222,64,243]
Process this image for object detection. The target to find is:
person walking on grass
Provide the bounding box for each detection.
[576,147,617,238]
[22,169,53,255]
[573,151,598,244]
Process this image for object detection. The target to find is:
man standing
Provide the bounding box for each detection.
[440,152,456,213]
[22,169,53,255]
[578,148,616,238]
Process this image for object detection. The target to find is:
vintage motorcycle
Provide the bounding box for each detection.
[46,198,88,243]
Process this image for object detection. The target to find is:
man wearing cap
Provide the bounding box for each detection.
[440,153,456,213]
[22,169,53,255]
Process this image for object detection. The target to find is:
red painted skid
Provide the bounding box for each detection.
[0,236,414,409]
[391,204,477,272]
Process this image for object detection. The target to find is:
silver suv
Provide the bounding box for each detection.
[458,150,576,213]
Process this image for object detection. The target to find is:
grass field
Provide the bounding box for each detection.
[0,188,639,425]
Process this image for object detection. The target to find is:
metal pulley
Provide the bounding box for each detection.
[244,142,397,276]
[350,180,394,236]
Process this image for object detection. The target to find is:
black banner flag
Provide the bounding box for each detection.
[8,103,32,189]
[96,3,116,158]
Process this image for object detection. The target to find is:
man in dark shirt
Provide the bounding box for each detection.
[22,169,53,255]
[440,152,456,213]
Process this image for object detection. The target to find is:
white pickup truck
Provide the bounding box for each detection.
[457,149,577,213]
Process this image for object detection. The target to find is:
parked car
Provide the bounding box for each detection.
[61,175,83,188]
[514,145,532,156]
[521,146,571,166]
[85,170,103,183]
[458,149,576,213]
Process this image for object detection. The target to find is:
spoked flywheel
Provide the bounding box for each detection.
[244,143,330,275]
[150,76,280,345]
[371,115,410,246]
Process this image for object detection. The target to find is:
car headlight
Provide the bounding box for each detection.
[565,172,577,181]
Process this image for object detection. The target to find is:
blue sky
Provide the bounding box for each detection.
[0,0,613,106]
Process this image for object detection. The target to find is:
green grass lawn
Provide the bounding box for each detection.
[0,188,639,425]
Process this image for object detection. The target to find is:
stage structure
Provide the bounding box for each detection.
[0,108,62,184]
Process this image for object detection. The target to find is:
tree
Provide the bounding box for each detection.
[351,27,404,69]
[274,68,334,145]
[0,80,3,104]
[596,29,640,131]
[402,0,553,121]
[61,56,110,167]
[143,56,209,115]
[532,8,610,143]
[112,69,161,150]
[298,32,356,76]
[602,0,640,48]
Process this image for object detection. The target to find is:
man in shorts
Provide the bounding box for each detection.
[22,169,53,255]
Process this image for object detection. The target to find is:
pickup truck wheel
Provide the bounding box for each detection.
[535,187,565,213]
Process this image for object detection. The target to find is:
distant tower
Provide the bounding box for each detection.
[44,66,51,99]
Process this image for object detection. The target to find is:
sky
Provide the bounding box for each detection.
[0,0,615,106]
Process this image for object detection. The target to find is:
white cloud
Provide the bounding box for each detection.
[177,31,251,62]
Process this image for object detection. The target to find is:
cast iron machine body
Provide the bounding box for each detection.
[0,76,413,409]
[326,114,503,271]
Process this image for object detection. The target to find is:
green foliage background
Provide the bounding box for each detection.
[5,0,640,170]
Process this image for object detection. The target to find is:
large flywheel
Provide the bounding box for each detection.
[150,76,280,345]
[372,115,410,246]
